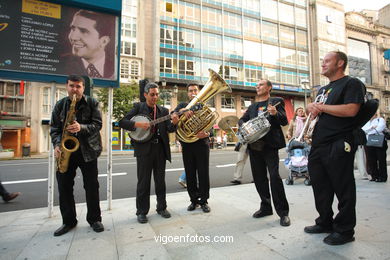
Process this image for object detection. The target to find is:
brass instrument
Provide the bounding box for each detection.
[57,94,80,173]
[297,89,326,142]
[176,69,231,143]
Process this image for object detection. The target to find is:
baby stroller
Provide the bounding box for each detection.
[284,139,311,186]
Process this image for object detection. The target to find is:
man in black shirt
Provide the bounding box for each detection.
[119,83,179,224]
[239,79,290,227]
[174,84,211,213]
[304,51,365,245]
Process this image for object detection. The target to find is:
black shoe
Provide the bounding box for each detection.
[252,209,273,218]
[280,216,291,226]
[157,209,171,218]
[230,180,241,185]
[200,203,210,213]
[3,192,21,202]
[370,177,377,182]
[137,214,148,224]
[323,232,355,245]
[375,178,387,182]
[53,223,77,236]
[187,202,198,211]
[90,221,104,232]
[304,224,333,234]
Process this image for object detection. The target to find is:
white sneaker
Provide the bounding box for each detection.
[178,180,187,188]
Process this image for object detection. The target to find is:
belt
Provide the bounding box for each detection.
[150,138,159,144]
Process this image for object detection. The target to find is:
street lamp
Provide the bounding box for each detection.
[301,79,310,108]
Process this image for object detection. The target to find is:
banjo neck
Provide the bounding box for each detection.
[149,109,188,126]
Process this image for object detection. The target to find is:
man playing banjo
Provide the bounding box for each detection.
[119,83,179,224]
[239,79,291,227]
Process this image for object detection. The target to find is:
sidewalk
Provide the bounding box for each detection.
[1,175,389,260]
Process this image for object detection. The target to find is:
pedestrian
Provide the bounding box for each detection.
[178,172,187,188]
[0,181,20,202]
[174,83,211,213]
[230,142,249,185]
[239,79,291,227]
[286,107,307,140]
[304,51,365,245]
[119,82,179,224]
[50,75,104,236]
[362,114,388,182]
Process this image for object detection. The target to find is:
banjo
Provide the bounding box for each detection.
[128,104,202,143]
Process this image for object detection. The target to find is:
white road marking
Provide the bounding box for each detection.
[2,172,128,185]
[166,168,185,172]
[216,164,236,168]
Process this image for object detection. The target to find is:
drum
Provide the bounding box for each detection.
[238,113,271,144]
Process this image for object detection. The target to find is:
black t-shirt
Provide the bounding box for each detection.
[312,76,365,147]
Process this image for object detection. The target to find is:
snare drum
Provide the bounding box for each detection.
[238,113,271,144]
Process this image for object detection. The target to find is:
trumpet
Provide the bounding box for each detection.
[297,89,326,142]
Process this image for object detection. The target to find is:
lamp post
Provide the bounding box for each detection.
[301,79,310,108]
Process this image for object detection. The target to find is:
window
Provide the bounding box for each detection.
[296,29,308,49]
[166,2,173,12]
[121,16,136,38]
[130,61,139,79]
[280,25,295,47]
[279,3,294,25]
[121,41,136,56]
[221,94,235,109]
[262,44,279,66]
[243,17,260,39]
[223,11,242,35]
[201,6,222,31]
[280,47,296,68]
[43,87,50,113]
[295,7,307,28]
[245,68,262,83]
[241,96,254,109]
[120,59,129,79]
[261,0,277,20]
[262,21,278,43]
[264,67,279,82]
[41,87,67,114]
[224,65,242,80]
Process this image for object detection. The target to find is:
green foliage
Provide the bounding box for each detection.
[97,81,139,121]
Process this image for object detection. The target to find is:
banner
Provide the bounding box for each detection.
[0,0,118,81]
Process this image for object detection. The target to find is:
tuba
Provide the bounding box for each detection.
[57,94,80,173]
[176,69,231,143]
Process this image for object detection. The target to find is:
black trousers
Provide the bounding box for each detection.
[248,147,289,217]
[136,142,167,215]
[365,142,388,181]
[182,141,210,205]
[56,149,101,226]
[308,139,356,236]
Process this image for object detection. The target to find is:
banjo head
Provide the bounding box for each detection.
[128,114,153,142]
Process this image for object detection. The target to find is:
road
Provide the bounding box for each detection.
[0,150,295,212]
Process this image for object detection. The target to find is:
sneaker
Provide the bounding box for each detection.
[178,180,187,188]
[230,180,241,185]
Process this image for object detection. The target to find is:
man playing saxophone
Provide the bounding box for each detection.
[50,75,104,236]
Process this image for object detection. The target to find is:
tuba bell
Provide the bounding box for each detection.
[176,69,231,143]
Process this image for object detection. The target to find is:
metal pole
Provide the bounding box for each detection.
[107,87,113,210]
[48,82,56,217]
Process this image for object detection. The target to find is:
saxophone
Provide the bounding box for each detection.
[57,94,80,173]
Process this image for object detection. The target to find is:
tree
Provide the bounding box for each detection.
[97,81,139,121]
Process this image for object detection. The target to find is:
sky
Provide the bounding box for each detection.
[333,0,389,12]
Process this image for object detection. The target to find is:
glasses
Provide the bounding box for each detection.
[148,93,159,97]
